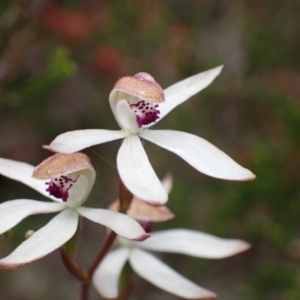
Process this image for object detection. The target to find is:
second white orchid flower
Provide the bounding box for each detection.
[46,66,255,205]
[93,177,250,300]
[0,153,148,270]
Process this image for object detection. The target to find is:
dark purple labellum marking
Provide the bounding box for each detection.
[130,100,160,127]
[46,175,78,202]
[140,221,153,233]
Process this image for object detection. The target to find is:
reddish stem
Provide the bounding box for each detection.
[88,230,117,278]
[119,180,134,213]
[79,179,133,300]
[60,249,88,282]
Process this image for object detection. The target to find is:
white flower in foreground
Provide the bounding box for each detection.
[93,231,250,300]
[45,66,255,205]
[93,229,250,299]
[0,153,148,270]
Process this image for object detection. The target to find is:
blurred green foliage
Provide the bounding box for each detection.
[3,46,76,109]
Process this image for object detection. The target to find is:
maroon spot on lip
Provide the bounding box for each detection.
[46,175,79,201]
[130,100,160,128]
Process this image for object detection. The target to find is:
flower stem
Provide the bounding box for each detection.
[119,179,133,213]
[118,282,134,300]
[80,282,89,300]
[60,249,88,282]
[88,230,117,279]
[80,179,134,300]
[60,218,88,282]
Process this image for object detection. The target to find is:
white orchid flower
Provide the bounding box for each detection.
[0,153,148,270]
[93,176,250,299]
[93,229,249,299]
[93,229,250,299]
[45,66,255,206]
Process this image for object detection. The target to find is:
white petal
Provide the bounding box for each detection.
[116,99,140,134]
[0,158,53,198]
[0,200,65,234]
[93,248,131,299]
[129,249,216,299]
[140,130,255,181]
[161,173,173,194]
[45,129,128,154]
[67,174,91,207]
[153,66,223,125]
[0,209,78,270]
[135,229,250,259]
[117,135,168,205]
[77,207,149,240]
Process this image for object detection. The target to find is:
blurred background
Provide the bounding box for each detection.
[0,0,300,299]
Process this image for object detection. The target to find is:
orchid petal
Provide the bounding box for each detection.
[93,248,131,298]
[154,66,223,125]
[0,158,54,199]
[117,135,168,205]
[140,130,255,181]
[45,129,128,154]
[116,100,140,134]
[161,173,173,194]
[77,207,149,240]
[0,209,78,270]
[66,174,90,207]
[0,200,65,234]
[129,249,216,299]
[136,229,250,259]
